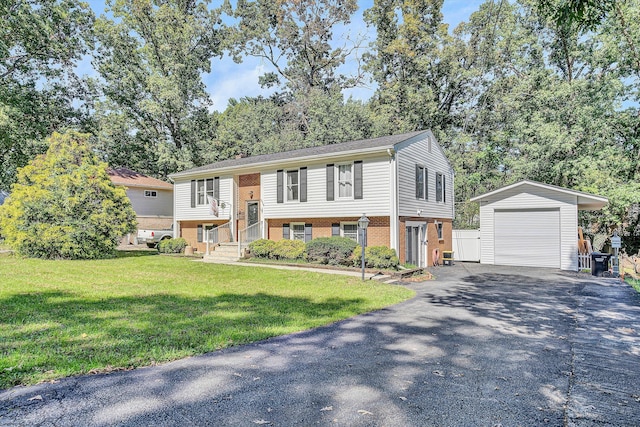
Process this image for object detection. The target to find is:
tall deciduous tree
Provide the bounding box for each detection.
[0,0,94,189]
[0,130,137,259]
[93,0,223,177]
[363,0,471,138]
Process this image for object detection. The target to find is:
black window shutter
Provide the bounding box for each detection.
[443,175,446,203]
[277,170,283,203]
[415,166,421,199]
[304,224,312,243]
[436,173,442,202]
[354,161,363,200]
[190,180,196,208]
[197,224,203,242]
[214,177,220,200]
[426,169,429,201]
[331,223,340,237]
[282,223,290,239]
[326,164,334,201]
[300,167,307,202]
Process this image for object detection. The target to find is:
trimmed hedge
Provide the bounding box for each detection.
[272,239,306,260]
[158,238,188,254]
[248,239,276,258]
[248,239,305,260]
[353,245,400,269]
[305,237,358,266]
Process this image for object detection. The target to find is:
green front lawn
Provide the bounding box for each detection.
[0,252,413,389]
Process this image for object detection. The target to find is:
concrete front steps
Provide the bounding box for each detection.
[202,242,240,263]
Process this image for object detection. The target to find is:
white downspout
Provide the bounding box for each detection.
[389,148,398,255]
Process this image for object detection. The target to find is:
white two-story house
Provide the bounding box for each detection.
[169,131,454,267]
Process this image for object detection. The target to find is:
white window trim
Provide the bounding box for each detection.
[144,190,157,198]
[286,169,300,203]
[336,163,354,199]
[290,222,305,241]
[436,172,445,203]
[341,221,360,243]
[416,165,427,200]
[435,221,444,240]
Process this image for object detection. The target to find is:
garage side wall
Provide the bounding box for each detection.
[478,188,578,270]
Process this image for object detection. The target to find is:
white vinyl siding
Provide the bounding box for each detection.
[174,177,233,220]
[127,188,173,217]
[477,185,579,270]
[396,133,453,219]
[262,154,390,218]
[494,209,560,268]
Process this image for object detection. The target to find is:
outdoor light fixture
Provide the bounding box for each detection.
[249,190,254,199]
[358,213,369,281]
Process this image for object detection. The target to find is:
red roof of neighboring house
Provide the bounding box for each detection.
[107,168,173,190]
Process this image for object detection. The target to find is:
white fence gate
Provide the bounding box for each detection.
[452,229,481,262]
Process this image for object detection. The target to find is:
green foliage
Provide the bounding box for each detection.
[305,237,358,266]
[272,239,306,260]
[0,0,95,189]
[248,239,276,258]
[92,0,223,177]
[0,131,137,259]
[353,246,400,270]
[157,238,188,254]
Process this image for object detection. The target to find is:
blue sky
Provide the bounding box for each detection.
[85,0,484,112]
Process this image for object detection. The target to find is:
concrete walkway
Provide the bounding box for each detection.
[1,263,639,426]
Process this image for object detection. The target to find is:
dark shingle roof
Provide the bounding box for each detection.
[170,130,428,178]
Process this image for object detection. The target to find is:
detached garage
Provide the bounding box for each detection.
[471,180,607,271]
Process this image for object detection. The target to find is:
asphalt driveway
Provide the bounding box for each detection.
[1,263,640,426]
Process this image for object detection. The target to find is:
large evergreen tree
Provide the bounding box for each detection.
[0,131,137,259]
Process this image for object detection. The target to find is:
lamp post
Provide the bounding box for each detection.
[358,213,370,281]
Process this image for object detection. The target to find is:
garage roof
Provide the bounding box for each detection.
[470,180,608,210]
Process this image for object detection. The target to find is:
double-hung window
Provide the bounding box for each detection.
[416,166,427,200]
[291,223,305,241]
[338,164,353,198]
[342,223,359,242]
[436,172,445,202]
[287,170,299,201]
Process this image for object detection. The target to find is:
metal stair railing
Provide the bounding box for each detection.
[206,222,233,255]
[238,221,263,257]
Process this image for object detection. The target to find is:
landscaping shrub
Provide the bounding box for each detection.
[272,239,306,260]
[0,131,136,259]
[305,237,358,266]
[158,238,188,254]
[353,246,400,269]
[249,239,276,258]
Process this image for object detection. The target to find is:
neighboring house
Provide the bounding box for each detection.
[108,168,174,243]
[471,180,608,271]
[169,131,455,267]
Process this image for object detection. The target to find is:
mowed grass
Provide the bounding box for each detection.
[0,252,414,389]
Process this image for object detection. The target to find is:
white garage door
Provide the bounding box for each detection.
[494,208,560,268]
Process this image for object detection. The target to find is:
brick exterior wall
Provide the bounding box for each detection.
[398,217,452,265]
[267,216,391,248]
[237,173,261,234]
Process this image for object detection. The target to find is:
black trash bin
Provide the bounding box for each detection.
[591,252,612,277]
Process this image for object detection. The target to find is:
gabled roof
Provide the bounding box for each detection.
[108,168,173,190]
[170,130,429,178]
[470,180,608,210]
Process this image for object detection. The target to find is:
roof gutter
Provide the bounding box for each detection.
[169,145,395,180]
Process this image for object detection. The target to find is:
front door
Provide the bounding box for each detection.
[247,202,259,227]
[405,224,425,267]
